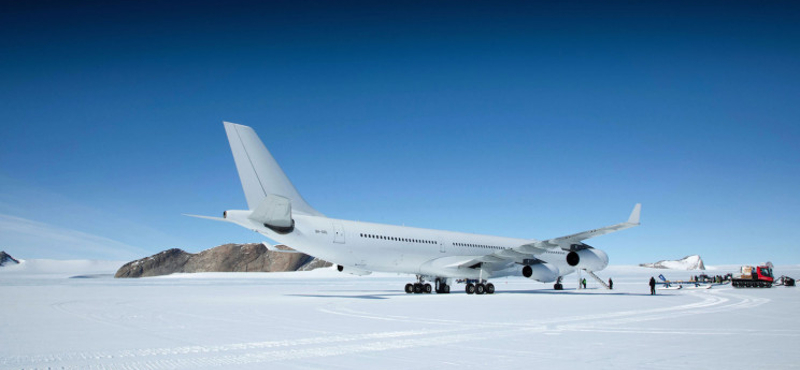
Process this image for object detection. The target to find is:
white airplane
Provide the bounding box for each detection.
[190,122,641,295]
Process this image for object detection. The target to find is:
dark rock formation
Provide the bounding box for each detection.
[0,251,20,266]
[115,243,331,278]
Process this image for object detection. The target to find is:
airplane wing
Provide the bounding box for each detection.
[528,203,641,251]
[448,243,547,273]
[453,204,641,272]
[449,246,542,270]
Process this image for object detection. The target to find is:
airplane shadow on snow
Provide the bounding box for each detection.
[500,289,663,297]
[285,293,399,300]
[286,289,667,299]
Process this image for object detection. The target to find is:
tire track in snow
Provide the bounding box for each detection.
[0,329,449,368]
[319,288,772,338]
[321,290,728,331]
[69,329,549,370]
[556,288,772,333]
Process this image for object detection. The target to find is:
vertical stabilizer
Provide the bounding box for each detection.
[223,122,324,217]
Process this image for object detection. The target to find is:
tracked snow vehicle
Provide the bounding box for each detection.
[731,264,774,288]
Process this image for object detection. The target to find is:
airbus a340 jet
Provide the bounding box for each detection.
[190,122,641,295]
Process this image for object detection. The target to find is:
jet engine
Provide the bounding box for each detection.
[565,244,609,271]
[521,262,560,283]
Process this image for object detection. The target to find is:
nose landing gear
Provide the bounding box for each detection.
[554,276,564,290]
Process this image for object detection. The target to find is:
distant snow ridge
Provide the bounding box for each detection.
[115,243,331,278]
[0,251,20,266]
[640,255,705,270]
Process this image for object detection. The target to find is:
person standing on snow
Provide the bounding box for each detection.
[649,276,656,295]
[608,278,613,290]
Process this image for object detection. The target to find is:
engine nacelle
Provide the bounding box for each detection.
[565,247,608,271]
[336,264,372,276]
[521,262,560,283]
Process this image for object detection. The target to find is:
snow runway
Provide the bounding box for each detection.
[1,263,798,369]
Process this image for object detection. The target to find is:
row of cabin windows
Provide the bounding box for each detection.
[360,233,436,245]
[454,242,503,250]
[358,233,508,251]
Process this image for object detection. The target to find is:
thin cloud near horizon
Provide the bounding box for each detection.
[0,214,150,260]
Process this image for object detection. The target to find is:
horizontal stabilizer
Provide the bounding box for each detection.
[264,243,303,254]
[183,214,228,222]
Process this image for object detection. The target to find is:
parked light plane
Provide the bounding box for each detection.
[190,122,641,295]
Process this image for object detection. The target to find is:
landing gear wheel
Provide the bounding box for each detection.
[476,284,486,295]
[444,285,450,293]
[486,283,495,294]
[554,283,563,290]
[435,279,446,293]
[414,283,423,294]
[405,283,414,294]
[424,283,432,294]
[466,283,476,294]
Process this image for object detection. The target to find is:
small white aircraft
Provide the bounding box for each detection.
[190,122,641,295]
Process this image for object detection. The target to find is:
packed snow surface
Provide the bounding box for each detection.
[1,261,799,369]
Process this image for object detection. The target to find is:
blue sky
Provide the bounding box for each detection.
[1,1,798,265]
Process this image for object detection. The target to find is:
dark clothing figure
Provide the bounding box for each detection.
[649,277,656,295]
[608,278,613,290]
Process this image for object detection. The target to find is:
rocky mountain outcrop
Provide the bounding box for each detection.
[640,255,705,270]
[0,251,20,266]
[115,243,331,278]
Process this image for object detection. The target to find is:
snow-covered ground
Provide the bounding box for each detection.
[1,261,798,370]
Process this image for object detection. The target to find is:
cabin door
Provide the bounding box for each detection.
[333,222,345,244]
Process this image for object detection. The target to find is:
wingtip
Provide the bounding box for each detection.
[627,203,642,225]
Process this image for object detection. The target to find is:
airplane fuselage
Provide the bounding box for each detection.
[224,211,588,280]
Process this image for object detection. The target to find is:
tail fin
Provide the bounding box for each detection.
[223,122,324,217]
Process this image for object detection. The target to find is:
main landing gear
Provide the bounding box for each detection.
[404,276,497,295]
[404,282,432,294]
[465,280,495,295]
[405,276,451,294]
[434,277,451,294]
